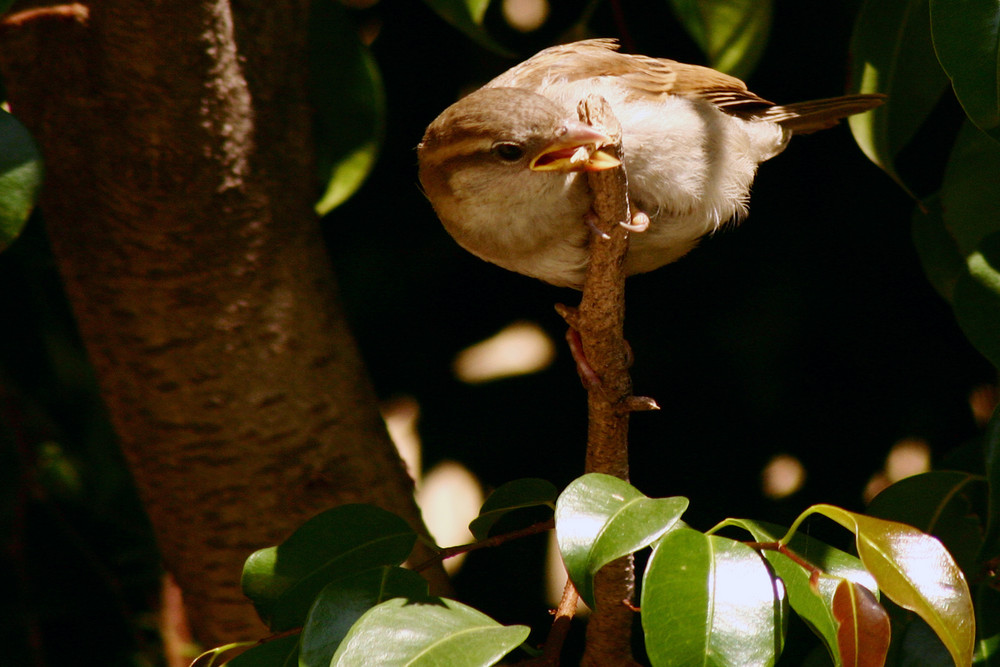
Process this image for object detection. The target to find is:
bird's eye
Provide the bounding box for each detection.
[491,142,525,162]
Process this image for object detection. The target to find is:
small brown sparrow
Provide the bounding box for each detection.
[418,39,883,288]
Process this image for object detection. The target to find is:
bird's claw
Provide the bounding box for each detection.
[584,210,612,240]
[620,210,650,232]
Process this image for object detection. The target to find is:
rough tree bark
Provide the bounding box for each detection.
[0,0,444,646]
[560,96,657,666]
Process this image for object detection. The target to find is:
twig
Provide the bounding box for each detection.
[411,519,554,573]
[563,95,648,666]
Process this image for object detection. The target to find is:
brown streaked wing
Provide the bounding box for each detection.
[486,38,775,113]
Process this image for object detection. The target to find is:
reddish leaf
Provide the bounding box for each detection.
[832,579,891,667]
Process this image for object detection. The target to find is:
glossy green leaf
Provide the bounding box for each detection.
[974,586,1000,664]
[422,0,513,55]
[641,527,783,666]
[330,596,529,666]
[941,122,1000,255]
[930,0,1000,142]
[981,405,1000,561]
[848,0,948,193]
[912,194,965,302]
[953,231,1000,370]
[299,566,428,667]
[469,477,557,540]
[225,635,299,667]
[309,0,385,215]
[715,518,878,665]
[928,121,1000,369]
[792,504,975,667]
[831,579,891,667]
[555,473,688,608]
[867,470,986,575]
[241,504,416,631]
[0,109,43,253]
[667,0,773,78]
[190,641,256,667]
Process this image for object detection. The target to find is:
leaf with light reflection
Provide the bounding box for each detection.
[847,0,948,194]
[641,527,784,666]
[555,473,688,608]
[786,504,975,667]
[714,518,878,664]
[0,108,42,252]
[831,578,891,667]
[867,470,985,576]
[329,596,529,666]
[667,0,772,79]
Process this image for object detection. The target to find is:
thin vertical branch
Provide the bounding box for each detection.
[557,95,657,666]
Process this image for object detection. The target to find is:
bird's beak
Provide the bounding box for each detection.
[529,122,621,173]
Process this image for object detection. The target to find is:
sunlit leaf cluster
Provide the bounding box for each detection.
[196,467,987,666]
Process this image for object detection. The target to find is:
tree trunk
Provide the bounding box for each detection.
[0,0,442,646]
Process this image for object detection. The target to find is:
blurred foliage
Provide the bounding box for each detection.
[0,109,42,252]
[1,0,998,664]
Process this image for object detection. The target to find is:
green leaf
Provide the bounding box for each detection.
[0,109,43,253]
[330,596,529,666]
[469,477,557,540]
[667,0,773,78]
[981,405,1000,561]
[792,504,975,667]
[299,566,428,667]
[848,0,949,194]
[224,635,299,667]
[867,470,986,576]
[422,0,513,56]
[831,579,891,667]
[975,586,1000,664]
[941,122,1000,255]
[309,0,385,215]
[930,0,1000,142]
[953,232,1000,370]
[912,194,965,302]
[928,121,1000,368]
[190,641,256,667]
[641,527,783,666]
[714,518,879,665]
[555,473,688,608]
[241,504,416,631]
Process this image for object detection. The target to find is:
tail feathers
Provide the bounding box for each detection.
[762,94,886,134]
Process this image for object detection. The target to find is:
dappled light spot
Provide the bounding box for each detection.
[884,438,931,483]
[760,453,805,499]
[417,461,484,574]
[863,438,932,503]
[382,395,421,482]
[968,384,999,427]
[453,320,556,383]
[546,531,589,615]
[502,0,549,33]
